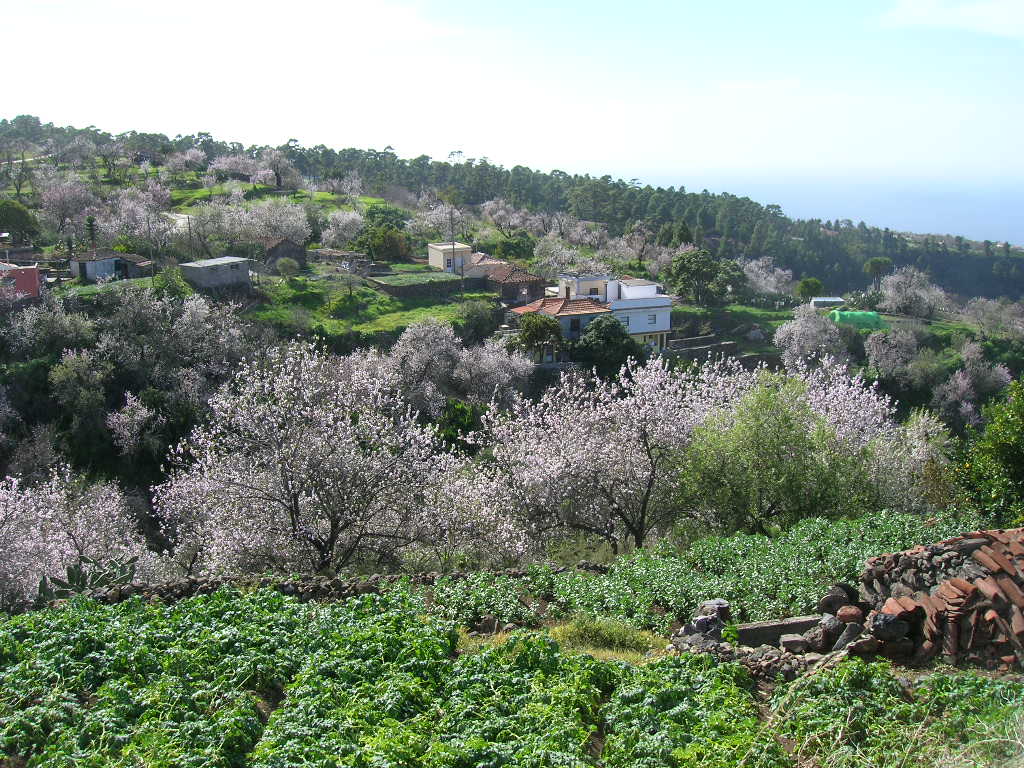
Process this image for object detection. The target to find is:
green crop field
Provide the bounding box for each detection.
[1,584,1019,767]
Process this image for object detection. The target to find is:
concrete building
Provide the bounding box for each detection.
[0,262,42,300]
[179,256,252,290]
[427,242,473,272]
[70,249,153,283]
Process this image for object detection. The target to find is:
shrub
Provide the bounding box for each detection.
[550,616,660,653]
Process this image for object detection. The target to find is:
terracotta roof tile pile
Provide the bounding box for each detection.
[859,527,1024,671]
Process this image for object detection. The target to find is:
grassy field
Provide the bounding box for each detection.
[54,276,154,298]
[167,170,387,214]
[371,271,460,286]
[246,269,496,340]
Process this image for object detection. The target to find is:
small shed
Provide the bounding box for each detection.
[828,310,889,330]
[485,264,547,305]
[70,249,151,283]
[0,262,42,299]
[810,296,845,309]
[179,256,252,290]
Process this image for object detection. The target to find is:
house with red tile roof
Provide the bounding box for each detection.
[484,264,547,305]
[510,290,612,342]
[554,272,672,353]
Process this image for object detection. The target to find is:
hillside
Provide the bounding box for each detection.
[3,114,1022,300]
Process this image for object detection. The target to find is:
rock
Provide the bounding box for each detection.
[779,633,808,653]
[869,613,910,642]
[802,624,829,653]
[692,613,724,640]
[847,636,881,656]
[954,537,989,554]
[832,622,864,652]
[696,598,732,622]
[803,614,843,653]
[817,586,852,615]
[837,605,864,624]
[804,652,825,665]
[474,615,498,634]
[501,623,516,633]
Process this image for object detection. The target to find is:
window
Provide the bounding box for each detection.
[648,313,657,325]
[446,258,452,269]
[621,315,630,327]
[230,263,240,270]
[569,317,581,333]
[589,287,599,295]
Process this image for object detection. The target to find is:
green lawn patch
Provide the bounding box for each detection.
[244,275,496,343]
[372,271,460,286]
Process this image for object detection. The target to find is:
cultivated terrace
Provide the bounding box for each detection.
[1,115,1024,767]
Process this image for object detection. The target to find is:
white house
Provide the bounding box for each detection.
[427,242,473,272]
[556,273,672,352]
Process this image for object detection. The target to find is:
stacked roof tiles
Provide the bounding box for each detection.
[860,527,1024,671]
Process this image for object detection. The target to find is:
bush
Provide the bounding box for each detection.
[550,616,659,653]
[275,256,299,277]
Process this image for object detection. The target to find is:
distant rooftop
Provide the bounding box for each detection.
[559,271,611,280]
[72,248,144,263]
[181,256,251,268]
[428,241,472,250]
[620,278,657,287]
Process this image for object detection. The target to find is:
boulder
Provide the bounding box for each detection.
[847,636,881,656]
[474,615,499,634]
[869,612,910,642]
[803,614,843,653]
[837,605,864,624]
[817,586,852,615]
[696,598,732,623]
[832,622,864,652]
[779,633,809,653]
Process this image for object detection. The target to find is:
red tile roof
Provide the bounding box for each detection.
[486,265,546,284]
[511,296,611,317]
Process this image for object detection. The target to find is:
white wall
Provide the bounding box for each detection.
[85,259,117,281]
[612,307,671,334]
[619,282,658,299]
[428,243,471,272]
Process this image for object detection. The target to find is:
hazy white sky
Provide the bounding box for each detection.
[4,0,1022,237]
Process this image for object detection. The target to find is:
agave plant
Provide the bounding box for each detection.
[37,555,139,603]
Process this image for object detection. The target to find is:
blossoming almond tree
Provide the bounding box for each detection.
[773,304,847,368]
[0,466,154,607]
[154,342,459,577]
[474,356,759,552]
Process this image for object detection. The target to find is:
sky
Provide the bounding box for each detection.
[3,0,1022,241]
